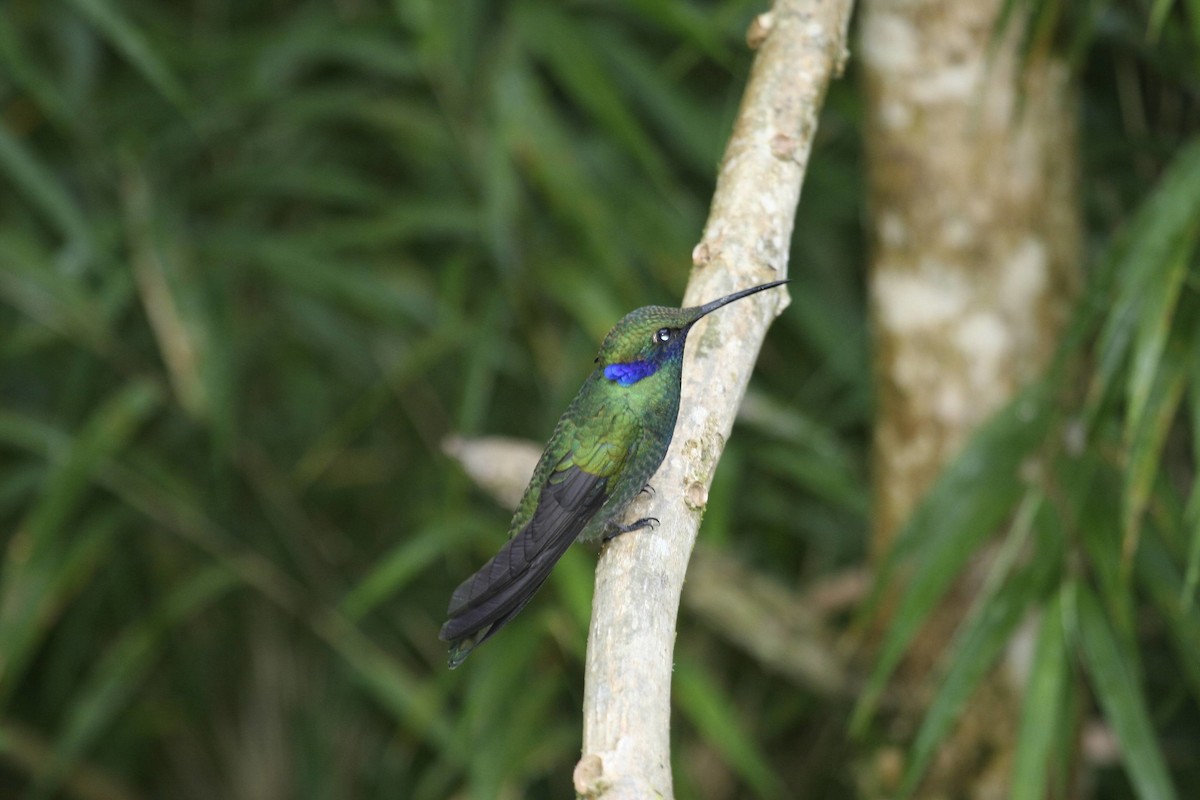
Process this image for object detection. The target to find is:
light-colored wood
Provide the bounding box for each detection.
[574,1,855,796]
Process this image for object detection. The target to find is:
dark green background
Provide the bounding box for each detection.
[0,0,1196,797]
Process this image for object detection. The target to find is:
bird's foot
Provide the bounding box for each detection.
[639,484,655,499]
[603,516,659,543]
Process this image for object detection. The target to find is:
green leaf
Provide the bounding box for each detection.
[549,547,594,649]
[1147,0,1178,41]
[517,6,670,186]
[19,379,161,545]
[1074,583,1179,800]
[1136,534,1200,703]
[0,511,123,711]
[252,16,420,87]
[0,9,73,129]
[31,567,238,800]
[591,25,723,172]
[1125,215,1192,433]
[0,233,116,353]
[674,659,787,799]
[614,0,734,62]
[216,234,437,327]
[1090,137,1200,421]
[452,622,575,797]
[0,382,160,702]
[1073,459,1141,648]
[1184,357,1200,611]
[341,520,476,620]
[0,124,93,251]
[851,385,1054,733]
[65,0,189,109]
[895,494,1057,797]
[1010,586,1071,800]
[312,610,457,760]
[1184,475,1200,612]
[1122,327,1189,568]
[490,56,628,281]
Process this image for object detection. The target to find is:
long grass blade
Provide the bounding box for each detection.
[1074,583,1179,800]
[31,567,238,799]
[64,0,189,109]
[1090,137,1200,420]
[674,659,787,799]
[852,385,1053,732]
[1010,585,1071,800]
[895,495,1058,798]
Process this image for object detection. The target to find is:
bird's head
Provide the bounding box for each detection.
[594,280,787,387]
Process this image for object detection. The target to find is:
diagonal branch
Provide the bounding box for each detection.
[574,0,856,797]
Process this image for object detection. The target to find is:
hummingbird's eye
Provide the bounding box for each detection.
[655,328,671,343]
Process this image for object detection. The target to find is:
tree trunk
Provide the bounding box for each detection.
[861,0,1080,796]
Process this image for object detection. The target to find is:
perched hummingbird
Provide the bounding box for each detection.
[440,280,787,667]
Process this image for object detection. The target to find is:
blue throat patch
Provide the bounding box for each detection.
[603,360,659,386]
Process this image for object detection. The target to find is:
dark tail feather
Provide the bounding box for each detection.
[440,464,608,667]
[439,524,577,668]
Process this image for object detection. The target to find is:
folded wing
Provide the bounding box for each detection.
[440,463,609,667]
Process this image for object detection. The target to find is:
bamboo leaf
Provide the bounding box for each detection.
[1184,352,1200,610]
[1074,584,1179,800]
[1125,215,1192,433]
[0,124,92,250]
[895,496,1058,798]
[1090,137,1200,419]
[517,5,670,185]
[1010,586,1071,800]
[18,379,161,545]
[590,25,723,172]
[1136,534,1200,703]
[1148,0,1178,41]
[0,512,123,711]
[0,233,116,353]
[64,0,189,109]
[852,385,1053,732]
[674,659,787,800]
[1122,328,1189,566]
[1076,455,1138,640]
[31,567,238,800]
[341,520,479,620]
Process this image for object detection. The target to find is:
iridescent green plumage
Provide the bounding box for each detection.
[440,281,787,667]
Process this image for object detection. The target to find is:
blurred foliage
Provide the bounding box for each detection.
[857,2,1200,799]
[0,0,863,797]
[0,1,1195,800]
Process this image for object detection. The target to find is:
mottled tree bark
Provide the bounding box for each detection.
[860,0,1080,796]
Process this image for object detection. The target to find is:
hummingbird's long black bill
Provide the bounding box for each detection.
[687,279,789,323]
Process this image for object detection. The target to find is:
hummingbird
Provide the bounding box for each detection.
[440,280,787,667]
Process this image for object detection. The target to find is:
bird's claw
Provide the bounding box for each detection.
[603,516,659,543]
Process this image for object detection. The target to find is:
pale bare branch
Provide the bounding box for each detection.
[575,1,856,796]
